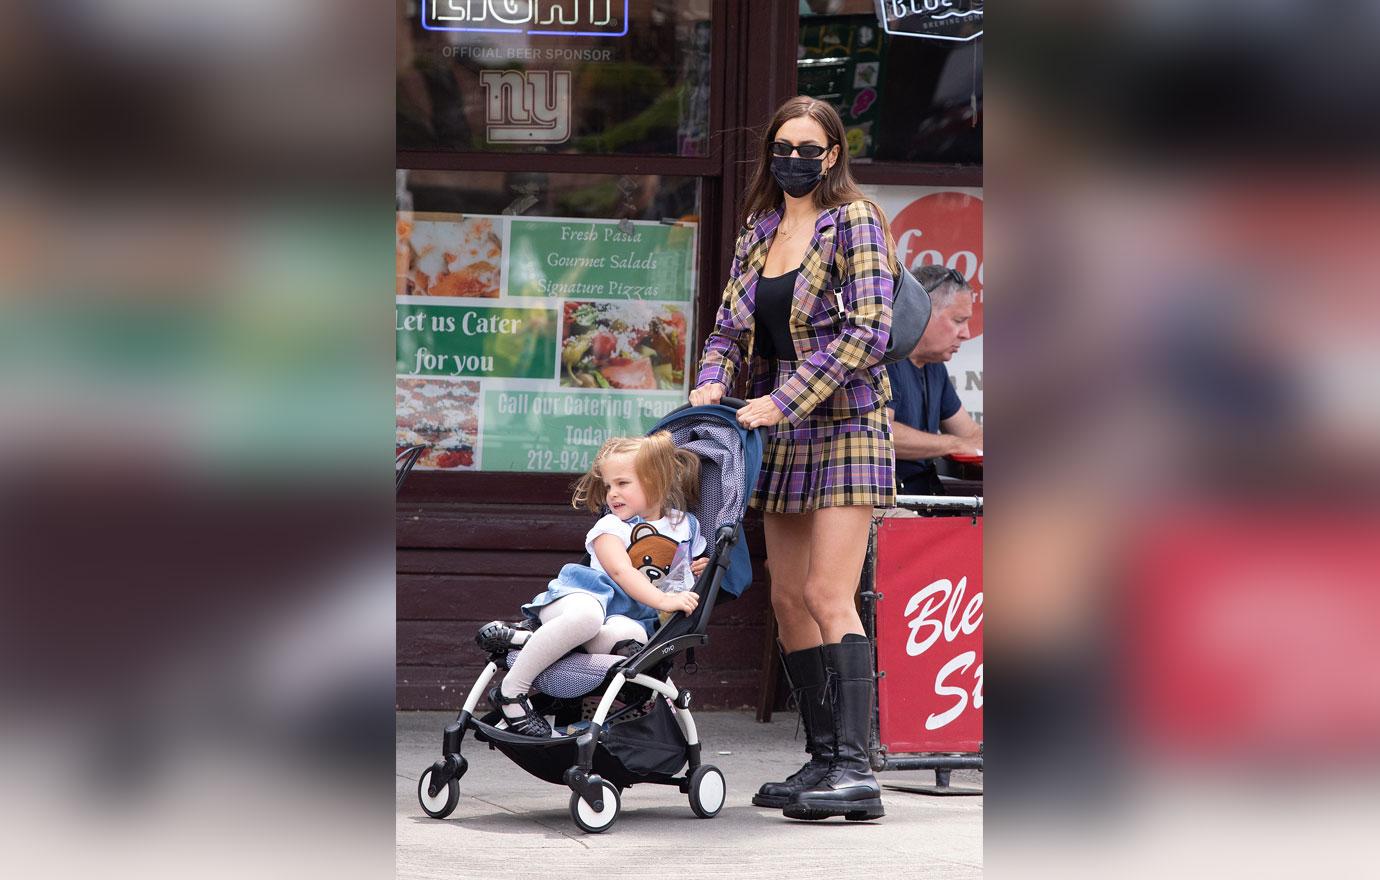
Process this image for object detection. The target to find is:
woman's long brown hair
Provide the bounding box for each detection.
[739,96,898,272]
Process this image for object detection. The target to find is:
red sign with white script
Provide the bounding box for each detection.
[875,516,984,753]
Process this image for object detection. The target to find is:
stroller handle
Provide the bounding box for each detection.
[666,395,748,418]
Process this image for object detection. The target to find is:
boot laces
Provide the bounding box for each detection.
[820,666,875,781]
[787,684,805,741]
[819,667,838,707]
[818,668,871,706]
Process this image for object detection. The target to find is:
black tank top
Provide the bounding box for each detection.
[753,269,799,360]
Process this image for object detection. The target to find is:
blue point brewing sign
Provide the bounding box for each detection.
[874,0,983,43]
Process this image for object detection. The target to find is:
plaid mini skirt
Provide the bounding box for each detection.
[750,403,896,514]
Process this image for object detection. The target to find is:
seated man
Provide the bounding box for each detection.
[885,265,983,496]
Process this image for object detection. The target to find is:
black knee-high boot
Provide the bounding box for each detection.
[782,634,885,821]
[752,646,834,808]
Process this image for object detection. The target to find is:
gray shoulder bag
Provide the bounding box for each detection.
[829,206,932,367]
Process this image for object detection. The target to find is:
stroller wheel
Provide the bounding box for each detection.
[569,780,620,833]
[688,765,726,818]
[417,768,459,819]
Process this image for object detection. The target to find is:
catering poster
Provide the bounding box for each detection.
[396,212,697,472]
[861,185,983,428]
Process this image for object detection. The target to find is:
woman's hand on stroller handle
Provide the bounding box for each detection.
[736,395,785,430]
[689,382,726,407]
[669,388,746,418]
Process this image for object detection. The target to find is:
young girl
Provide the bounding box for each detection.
[482,431,710,737]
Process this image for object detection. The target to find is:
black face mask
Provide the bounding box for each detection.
[770,155,825,198]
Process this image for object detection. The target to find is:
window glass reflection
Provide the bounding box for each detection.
[395,171,701,473]
[799,2,982,164]
[399,1,712,156]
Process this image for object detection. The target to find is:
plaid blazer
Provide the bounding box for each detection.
[694,200,894,427]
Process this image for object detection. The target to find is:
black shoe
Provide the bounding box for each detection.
[475,620,531,655]
[488,687,553,738]
[752,646,833,808]
[609,638,645,658]
[783,634,885,822]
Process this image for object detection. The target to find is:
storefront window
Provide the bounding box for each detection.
[396,170,700,472]
[398,0,712,156]
[799,1,981,164]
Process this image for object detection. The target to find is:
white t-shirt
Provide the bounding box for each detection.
[584,510,707,595]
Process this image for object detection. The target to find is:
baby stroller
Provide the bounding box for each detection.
[417,399,763,833]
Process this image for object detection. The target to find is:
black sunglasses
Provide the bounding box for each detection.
[770,140,832,159]
[917,266,969,293]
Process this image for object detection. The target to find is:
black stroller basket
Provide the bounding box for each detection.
[416,399,762,833]
[474,686,693,789]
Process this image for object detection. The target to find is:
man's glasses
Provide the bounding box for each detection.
[770,140,832,159]
[916,265,969,293]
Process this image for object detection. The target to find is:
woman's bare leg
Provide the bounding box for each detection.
[803,506,873,643]
[763,510,823,652]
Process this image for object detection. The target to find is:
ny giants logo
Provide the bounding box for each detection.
[479,70,571,144]
[904,576,984,730]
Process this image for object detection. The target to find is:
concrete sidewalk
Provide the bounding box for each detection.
[397,710,982,879]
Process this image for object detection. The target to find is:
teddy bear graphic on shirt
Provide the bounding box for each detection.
[627,522,678,586]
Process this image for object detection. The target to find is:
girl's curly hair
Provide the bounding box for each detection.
[571,431,700,522]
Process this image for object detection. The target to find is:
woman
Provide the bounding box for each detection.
[689,96,896,822]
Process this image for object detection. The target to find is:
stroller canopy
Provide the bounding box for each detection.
[647,403,763,597]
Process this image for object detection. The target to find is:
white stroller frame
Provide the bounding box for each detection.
[417,400,759,833]
[458,664,700,753]
[417,521,738,833]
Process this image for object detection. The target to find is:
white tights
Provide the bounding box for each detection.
[498,593,648,709]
